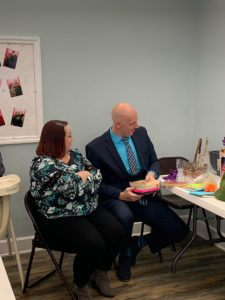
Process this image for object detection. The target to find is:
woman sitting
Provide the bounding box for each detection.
[30,120,126,300]
[0,152,5,177]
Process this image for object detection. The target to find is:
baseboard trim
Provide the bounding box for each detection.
[1,215,225,256]
[0,235,33,257]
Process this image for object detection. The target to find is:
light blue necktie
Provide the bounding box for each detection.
[122,137,138,175]
[122,137,147,206]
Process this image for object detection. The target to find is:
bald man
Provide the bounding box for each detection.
[86,102,187,281]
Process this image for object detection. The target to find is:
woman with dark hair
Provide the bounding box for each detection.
[30,120,126,300]
[0,152,5,177]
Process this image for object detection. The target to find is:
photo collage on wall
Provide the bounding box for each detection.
[0,47,26,128]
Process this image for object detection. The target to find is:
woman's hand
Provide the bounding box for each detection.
[77,170,91,183]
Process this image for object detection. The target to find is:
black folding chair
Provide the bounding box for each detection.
[23,191,76,299]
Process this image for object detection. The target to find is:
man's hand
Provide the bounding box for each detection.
[145,171,159,197]
[119,186,143,202]
[145,171,156,181]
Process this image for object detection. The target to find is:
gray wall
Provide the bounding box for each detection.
[0,0,224,237]
[195,1,225,148]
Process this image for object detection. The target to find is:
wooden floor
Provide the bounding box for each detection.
[3,235,225,300]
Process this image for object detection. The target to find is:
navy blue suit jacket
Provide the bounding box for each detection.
[86,126,160,201]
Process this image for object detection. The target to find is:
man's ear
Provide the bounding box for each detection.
[114,120,121,130]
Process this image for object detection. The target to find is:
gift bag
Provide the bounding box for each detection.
[215,172,225,201]
[219,149,225,178]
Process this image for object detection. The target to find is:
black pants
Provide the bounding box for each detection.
[38,206,126,287]
[101,195,188,253]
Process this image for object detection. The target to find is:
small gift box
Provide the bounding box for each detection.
[219,148,225,178]
[129,179,160,195]
[219,137,225,178]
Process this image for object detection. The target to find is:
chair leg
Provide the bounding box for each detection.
[140,222,145,236]
[45,247,76,300]
[158,250,163,263]
[58,252,64,269]
[23,247,65,292]
[23,243,36,293]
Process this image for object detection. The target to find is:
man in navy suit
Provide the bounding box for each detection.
[86,102,187,281]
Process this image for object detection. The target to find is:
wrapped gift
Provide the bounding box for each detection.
[219,148,225,178]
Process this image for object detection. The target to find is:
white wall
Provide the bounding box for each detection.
[1,0,222,238]
[195,0,225,150]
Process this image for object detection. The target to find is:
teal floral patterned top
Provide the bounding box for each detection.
[30,149,102,219]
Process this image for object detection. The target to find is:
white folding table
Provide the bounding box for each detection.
[0,256,16,300]
[161,183,225,272]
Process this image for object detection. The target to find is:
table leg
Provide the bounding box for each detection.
[216,216,225,241]
[6,228,13,255]
[202,208,213,242]
[172,205,198,273]
[9,218,24,289]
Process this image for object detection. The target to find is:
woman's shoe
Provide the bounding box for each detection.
[91,270,115,297]
[74,284,93,300]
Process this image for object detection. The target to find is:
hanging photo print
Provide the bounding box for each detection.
[7,77,23,97]
[11,107,26,127]
[3,48,19,69]
[0,109,5,126]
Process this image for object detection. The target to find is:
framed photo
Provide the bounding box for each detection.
[0,36,43,145]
